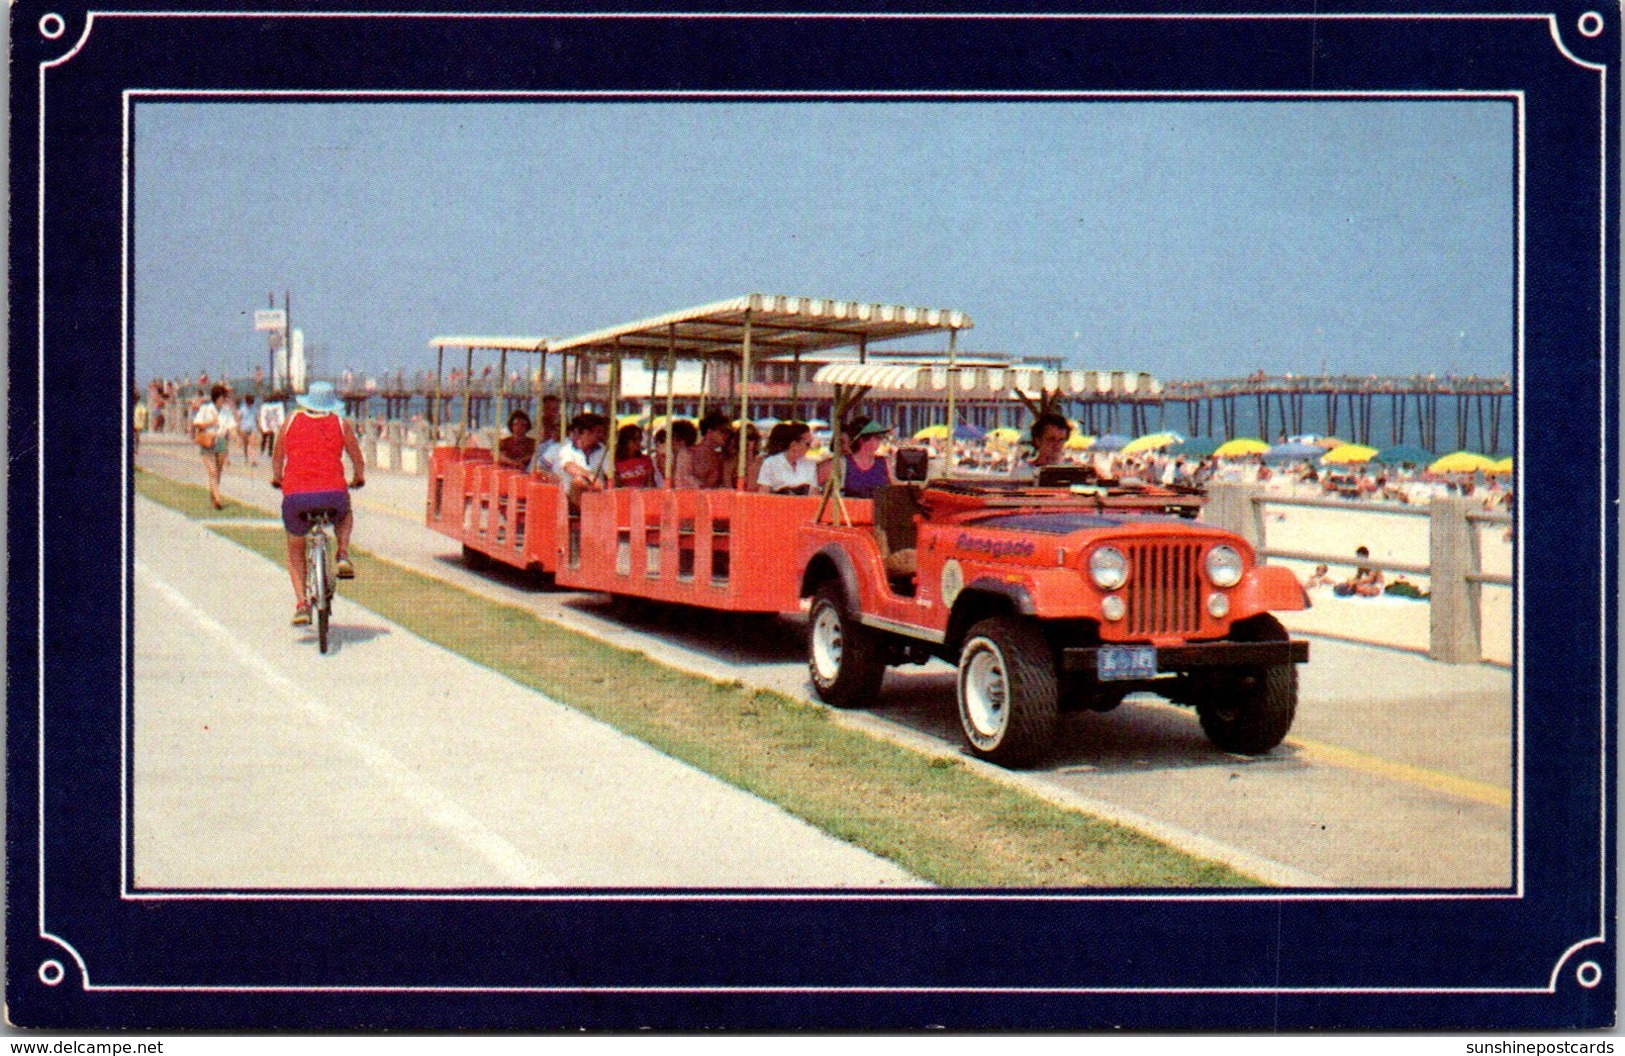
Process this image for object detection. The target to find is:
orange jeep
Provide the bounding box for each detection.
[799,466,1309,768]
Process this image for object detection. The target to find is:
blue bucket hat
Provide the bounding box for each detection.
[296,381,343,414]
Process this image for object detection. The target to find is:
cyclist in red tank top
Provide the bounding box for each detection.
[270,382,366,625]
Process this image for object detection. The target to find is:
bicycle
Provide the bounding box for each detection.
[274,479,362,654]
[300,506,341,654]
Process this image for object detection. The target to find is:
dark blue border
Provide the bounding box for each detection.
[7,2,1617,1030]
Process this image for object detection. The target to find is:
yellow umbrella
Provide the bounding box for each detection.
[616,413,647,428]
[1489,457,1514,475]
[913,424,949,441]
[986,426,1023,443]
[1065,433,1094,451]
[646,414,694,434]
[1214,437,1270,458]
[1120,431,1182,455]
[1321,443,1380,465]
[1429,451,1498,474]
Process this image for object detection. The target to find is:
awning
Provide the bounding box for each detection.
[811,362,1161,398]
[428,336,550,353]
[544,294,972,361]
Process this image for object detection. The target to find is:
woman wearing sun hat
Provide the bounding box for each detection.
[840,416,893,499]
[271,381,366,626]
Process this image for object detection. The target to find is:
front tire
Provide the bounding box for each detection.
[956,616,1058,768]
[807,583,886,708]
[1195,614,1297,754]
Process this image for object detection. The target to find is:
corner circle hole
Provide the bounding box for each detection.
[38,960,64,986]
[1577,961,1603,988]
[39,14,66,40]
[1578,11,1604,37]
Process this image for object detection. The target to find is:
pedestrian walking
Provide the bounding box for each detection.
[192,383,236,510]
[237,393,260,467]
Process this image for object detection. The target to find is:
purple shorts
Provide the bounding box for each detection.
[282,489,350,535]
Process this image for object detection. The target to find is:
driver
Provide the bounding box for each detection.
[271,381,366,626]
[1014,412,1071,481]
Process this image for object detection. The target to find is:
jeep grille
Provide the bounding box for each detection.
[1124,541,1204,636]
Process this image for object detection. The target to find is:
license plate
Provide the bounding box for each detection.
[1098,645,1158,681]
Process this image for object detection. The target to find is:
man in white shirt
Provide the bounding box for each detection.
[554,412,609,504]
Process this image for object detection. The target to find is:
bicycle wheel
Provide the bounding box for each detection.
[308,531,331,654]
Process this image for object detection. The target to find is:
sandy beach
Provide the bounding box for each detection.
[1248,495,1513,666]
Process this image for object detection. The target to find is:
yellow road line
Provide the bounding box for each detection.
[1287,737,1512,809]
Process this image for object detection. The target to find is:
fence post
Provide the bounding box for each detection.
[360,421,379,472]
[1428,496,1482,663]
[1203,482,1265,551]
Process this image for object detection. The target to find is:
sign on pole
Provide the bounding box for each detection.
[254,309,287,332]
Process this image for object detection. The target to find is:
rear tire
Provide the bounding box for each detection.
[1196,614,1297,754]
[807,583,886,708]
[462,544,492,571]
[956,616,1058,768]
[308,536,332,655]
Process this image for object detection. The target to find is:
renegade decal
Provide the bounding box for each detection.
[954,532,1036,559]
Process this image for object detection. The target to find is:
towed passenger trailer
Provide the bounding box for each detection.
[425,295,1311,767]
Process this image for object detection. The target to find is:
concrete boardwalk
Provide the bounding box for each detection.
[132,484,922,889]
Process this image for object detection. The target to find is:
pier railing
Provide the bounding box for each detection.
[1204,484,1512,665]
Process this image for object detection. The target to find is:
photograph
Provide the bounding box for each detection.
[8,2,1616,1033]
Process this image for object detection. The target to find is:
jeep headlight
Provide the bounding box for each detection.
[1206,544,1244,588]
[1089,546,1128,590]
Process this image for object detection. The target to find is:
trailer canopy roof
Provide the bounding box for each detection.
[545,294,972,361]
[428,336,550,353]
[812,362,1162,398]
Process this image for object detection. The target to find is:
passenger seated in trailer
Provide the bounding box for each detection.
[554,412,610,506]
[757,421,831,496]
[496,410,537,470]
[840,417,893,499]
[689,412,733,489]
[667,419,701,488]
[721,422,763,491]
[525,395,564,474]
[613,424,658,488]
[1012,412,1074,483]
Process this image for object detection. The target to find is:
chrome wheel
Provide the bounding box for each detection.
[959,638,1010,747]
[811,603,844,684]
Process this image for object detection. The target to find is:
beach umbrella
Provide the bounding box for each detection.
[1263,441,1326,463]
[1065,433,1095,451]
[752,416,779,431]
[616,413,646,428]
[1120,430,1184,455]
[1489,456,1514,475]
[1375,443,1434,467]
[646,414,694,434]
[954,423,986,442]
[804,419,829,430]
[1429,451,1498,474]
[1314,436,1348,450]
[985,426,1023,444]
[1091,433,1133,452]
[1321,443,1380,465]
[1214,437,1270,459]
[1172,436,1221,459]
[912,424,949,441]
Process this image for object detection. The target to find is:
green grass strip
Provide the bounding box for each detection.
[139,469,1258,888]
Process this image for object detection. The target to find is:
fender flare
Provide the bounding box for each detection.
[801,543,862,604]
[964,577,1037,616]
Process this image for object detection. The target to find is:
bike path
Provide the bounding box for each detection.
[132,491,924,889]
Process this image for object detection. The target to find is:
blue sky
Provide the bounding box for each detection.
[133,100,1513,384]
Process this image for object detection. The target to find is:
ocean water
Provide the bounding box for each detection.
[340,386,1517,458]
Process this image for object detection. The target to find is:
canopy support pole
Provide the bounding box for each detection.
[944,327,959,475]
[663,325,678,485]
[737,309,753,489]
